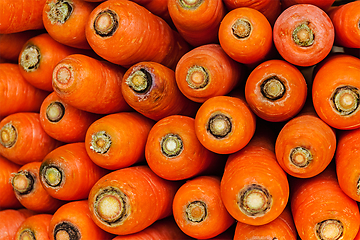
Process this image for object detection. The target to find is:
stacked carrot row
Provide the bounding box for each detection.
[1,0,360,239]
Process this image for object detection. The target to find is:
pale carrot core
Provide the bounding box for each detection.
[126,69,152,93]
[46,0,73,24]
[94,10,118,37]
[316,219,343,240]
[186,201,207,222]
[232,19,252,39]
[332,86,359,116]
[261,77,286,100]
[19,229,35,240]
[55,66,72,84]
[46,102,65,122]
[43,166,62,187]
[12,172,32,194]
[290,147,312,168]
[90,131,112,154]
[0,123,17,148]
[97,195,123,221]
[55,230,70,240]
[238,184,272,216]
[292,22,314,47]
[180,0,203,8]
[208,114,232,139]
[54,221,80,240]
[186,66,209,89]
[161,133,183,157]
[20,45,40,72]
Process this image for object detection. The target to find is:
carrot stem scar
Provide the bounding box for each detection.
[179,0,203,9]
[125,69,152,93]
[332,86,360,116]
[207,113,232,139]
[290,146,313,168]
[232,19,252,39]
[186,66,209,89]
[18,229,36,240]
[46,102,65,123]
[0,123,17,148]
[315,219,344,240]
[292,22,314,47]
[260,76,286,101]
[42,166,63,187]
[94,10,118,37]
[90,131,112,154]
[54,221,81,240]
[46,0,73,24]
[161,133,183,157]
[19,45,40,72]
[186,201,207,223]
[238,184,272,217]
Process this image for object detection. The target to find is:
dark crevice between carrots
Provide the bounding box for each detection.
[232,19,252,39]
[54,221,81,240]
[46,102,66,123]
[19,45,41,72]
[357,177,360,196]
[94,10,119,37]
[11,170,35,195]
[125,68,153,93]
[160,133,184,158]
[90,131,112,154]
[179,0,204,9]
[46,0,73,24]
[19,229,36,240]
[207,113,232,139]
[237,184,272,217]
[41,165,64,188]
[0,123,18,148]
[292,22,314,47]
[289,146,313,168]
[315,219,344,240]
[185,200,208,223]
[186,66,209,89]
[331,85,360,116]
[260,76,286,101]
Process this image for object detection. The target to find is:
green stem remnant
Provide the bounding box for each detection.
[186,66,209,89]
[54,221,81,240]
[125,68,152,93]
[315,219,344,240]
[289,146,313,168]
[18,229,36,240]
[260,76,286,101]
[179,0,204,9]
[292,22,314,47]
[207,113,232,139]
[90,131,112,154]
[186,201,208,223]
[161,133,183,158]
[0,123,17,148]
[94,10,119,37]
[42,165,63,188]
[237,184,272,217]
[46,0,73,24]
[331,86,360,116]
[232,19,252,39]
[46,102,66,123]
[11,171,35,195]
[19,45,41,72]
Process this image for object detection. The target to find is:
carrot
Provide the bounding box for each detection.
[39,142,108,201]
[49,200,114,240]
[52,54,131,114]
[327,1,360,49]
[121,61,200,121]
[43,0,97,49]
[131,0,173,25]
[11,162,66,213]
[194,93,256,154]
[312,54,360,130]
[220,129,289,226]
[0,0,47,34]
[290,164,360,240]
[273,4,335,67]
[245,59,308,122]
[85,0,190,69]
[175,44,247,103]
[15,214,52,240]
[145,115,224,181]
[0,112,61,165]
[40,92,101,143]
[218,7,273,67]
[0,63,49,118]
[172,175,235,239]
[85,112,155,170]
[281,0,336,11]
[0,155,22,210]
[88,165,181,235]
[0,209,35,240]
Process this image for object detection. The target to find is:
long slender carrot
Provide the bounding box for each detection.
[85,112,155,170]
[0,112,61,165]
[121,61,200,121]
[290,164,360,240]
[0,63,49,118]
[49,200,114,240]
[273,4,335,67]
[0,155,22,210]
[173,175,235,239]
[0,0,47,34]
[220,129,289,226]
[52,54,131,114]
[0,209,35,240]
[88,165,181,235]
[312,54,360,130]
[15,214,53,240]
[245,59,308,122]
[194,93,256,154]
[40,92,101,143]
[11,161,66,213]
[281,0,336,11]
[175,44,247,103]
[145,115,224,181]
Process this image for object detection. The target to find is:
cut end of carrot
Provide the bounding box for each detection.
[19,229,36,240]
[179,0,204,9]
[237,184,272,217]
[46,101,66,123]
[232,19,252,39]
[94,10,118,37]
[55,65,73,85]
[315,219,344,240]
[186,66,209,89]
[185,201,208,223]
[161,133,183,158]
[260,76,286,101]
[12,171,34,195]
[53,221,81,240]
[289,147,313,168]
[19,45,40,72]
[292,22,314,47]
[332,86,360,116]
[46,0,73,25]
[207,113,232,139]
[0,123,18,148]
[90,131,112,154]
[43,166,63,188]
[126,69,152,93]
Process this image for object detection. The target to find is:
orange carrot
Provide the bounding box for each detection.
[0,155,22,210]
[131,0,173,24]
[0,0,47,34]
[0,112,61,165]
[43,0,97,49]
[85,112,155,170]
[0,63,49,118]
[11,162,66,213]
[290,164,360,240]
[175,44,247,103]
[220,129,289,226]
[121,61,200,121]
[145,115,224,181]
[194,93,256,154]
[273,4,335,67]
[218,7,273,67]
[39,142,108,201]
[281,0,336,11]
[52,54,131,114]
[49,200,114,240]
[40,92,102,143]
[88,165,181,235]
[15,214,53,240]
[173,175,235,239]
[245,59,308,122]
[0,209,35,240]
[312,54,360,130]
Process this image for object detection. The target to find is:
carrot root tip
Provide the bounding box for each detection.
[125,69,152,93]
[289,147,313,168]
[185,201,208,223]
[292,22,314,47]
[18,229,36,240]
[207,113,232,139]
[179,0,204,9]
[232,19,252,39]
[42,165,63,188]
[46,102,66,123]
[90,131,112,154]
[315,219,344,240]
[0,123,18,148]
[161,133,183,157]
[260,76,286,101]
[331,86,360,116]
[237,184,272,217]
[94,10,118,37]
[53,221,81,240]
[46,0,73,25]
[20,45,40,72]
[11,171,34,195]
[186,66,209,89]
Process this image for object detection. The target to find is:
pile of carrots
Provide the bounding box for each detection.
[1,0,360,239]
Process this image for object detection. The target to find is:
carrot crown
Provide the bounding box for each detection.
[186,66,210,89]
[18,229,37,240]
[161,133,184,158]
[90,131,112,154]
[292,22,314,47]
[237,184,272,217]
[232,19,252,39]
[93,10,119,37]
[125,68,153,93]
[315,219,344,240]
[53,221,81,240]
[0,122,18,148]
[40,164,64,188]
[331,86,359,116]
[178,0,204,9]
[11,170,35,195]
[46,101,66,123]
[260,76,286,101]
[19,44,41,73]
[46,0,74,25]
[185,200,208,223]
[207,113,233,139]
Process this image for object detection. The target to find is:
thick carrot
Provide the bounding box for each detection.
[0,155,22,210]
[0,209,35,240]
[40,92,101,143]
[52,54,131,114]
[85,112,155,170]
[281,0,336,11]
[39,142,109,201]
[0,63,49,118]
[290,164,360,240]
[11,162,66,213]
[131,0,173,24]
[145,115,224,181]
[121,61,200,121]
[194,93,256,154]
[88,165,181,235]
[172,175,235,239]
[218,7,273,67]
[220,129,289,226]
[43,0,97,49]
[245,59,307,122]
[233,206,297,239]
[15,214,52,240]
[0,112,61,165]
[49,200,114,240]
[175,44,247,103]
[312,54,360,130]
[273,4,335,67]
[0,0,47,34]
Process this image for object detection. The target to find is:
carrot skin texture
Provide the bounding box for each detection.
[0,209,35,240]
[15,214,52,240]
[131,0,173,24]
[281,0,335,11]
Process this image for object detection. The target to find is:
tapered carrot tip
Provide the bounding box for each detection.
[90,131,112,154]
[19,45,40,72]
[94,10,118,37]
[18,230,36,240]
[290,147,312,168]
[232,19,252,39]
[0,123,17,148]
[43,166,62,187]
[46,1,73,24]
[180,0,203,8]
[261,77,285,100]
[12,171,34,194]
[332,86,359,116]
[53,222,81,240]
[125,69,151,93]
[208,114,232,138]
[292,23,314,47]
[316,219,343,240]
[238,184,271,217]
[186,66,209,89]
[186,201,207,222]
[46,102,65,122]
[161,133,183,157]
